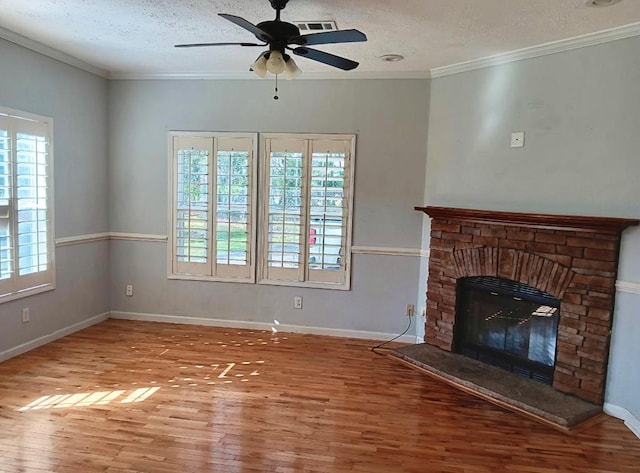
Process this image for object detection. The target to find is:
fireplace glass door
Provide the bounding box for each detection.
[455,277,560,384]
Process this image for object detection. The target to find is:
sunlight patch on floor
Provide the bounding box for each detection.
[18,386,160,411]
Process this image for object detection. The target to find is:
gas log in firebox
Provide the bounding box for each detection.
[416,206,638,405]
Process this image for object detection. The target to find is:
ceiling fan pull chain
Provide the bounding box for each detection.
[274,74,279,100]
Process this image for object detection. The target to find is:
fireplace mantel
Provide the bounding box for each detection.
[415,206,639,234]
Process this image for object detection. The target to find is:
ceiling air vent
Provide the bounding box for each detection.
[293,20,338,33]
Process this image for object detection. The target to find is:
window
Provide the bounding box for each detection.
[0,107,55,302]
[259,134,355,289]
[168,132,257,282]
[168,132,355,290]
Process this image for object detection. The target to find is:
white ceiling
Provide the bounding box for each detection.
[1,0,640,79]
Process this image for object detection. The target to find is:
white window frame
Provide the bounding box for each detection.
[167,131,258,283]
[258,133,355,290]
[0,106,55,303]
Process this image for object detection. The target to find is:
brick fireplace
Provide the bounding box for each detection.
[416,206,638,405]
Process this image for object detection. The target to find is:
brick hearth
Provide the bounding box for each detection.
[416,206,638,405]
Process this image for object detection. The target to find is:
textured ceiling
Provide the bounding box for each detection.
[1,0,640,78]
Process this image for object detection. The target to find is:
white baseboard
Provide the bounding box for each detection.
[109,311,417,343]
[0,312,110,362]
[604,402,640,439]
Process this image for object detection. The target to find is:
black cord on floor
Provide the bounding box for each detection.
[371,316,413,356]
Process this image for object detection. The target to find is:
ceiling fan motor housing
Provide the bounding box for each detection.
[256,20,300,52]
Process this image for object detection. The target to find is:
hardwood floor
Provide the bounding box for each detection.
[0,319,638,473]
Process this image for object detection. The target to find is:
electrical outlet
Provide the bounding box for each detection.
[294,296,303,309]
[21,307,30,324]
[126,284,133,297]
[405,304,415,317]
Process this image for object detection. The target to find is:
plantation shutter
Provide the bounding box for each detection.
[215,137,253,279]
[263,138,306,282]
[171,133,255,281]
[306,139,350,284]
[173,136,213,276]
[260,134,354,288]
[0,113,53,298]
[0,116,12,294]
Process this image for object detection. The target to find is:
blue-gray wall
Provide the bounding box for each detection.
[0,38,110,356]
[423,37,640,423]
[108,79,429,337]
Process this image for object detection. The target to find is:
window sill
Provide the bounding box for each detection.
[0,283,56,305]
[168,274,255,284]
[257,279,350,291]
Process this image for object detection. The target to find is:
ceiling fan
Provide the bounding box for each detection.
[175,0,367,80]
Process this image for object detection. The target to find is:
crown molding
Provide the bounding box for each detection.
[4,20,640,82]
[431,21,640,78]
[0,26,110,79]
[109,70,431,81]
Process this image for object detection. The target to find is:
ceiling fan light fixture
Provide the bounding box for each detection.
[266,50,286,74]
[251,54,268,77]
[284,55,301,80]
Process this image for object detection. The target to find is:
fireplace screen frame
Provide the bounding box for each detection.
[454,276,561,385]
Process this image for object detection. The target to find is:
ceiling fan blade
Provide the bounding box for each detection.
[291,29,367,46]
[219,14,273,42]
[175,42,266,48]
[292,47,359,71]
